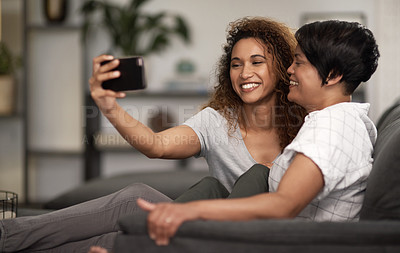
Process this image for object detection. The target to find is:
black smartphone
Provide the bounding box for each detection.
[100,56,147,91]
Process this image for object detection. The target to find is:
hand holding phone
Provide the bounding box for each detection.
[101,56,147,91]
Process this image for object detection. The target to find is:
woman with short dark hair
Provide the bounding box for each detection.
[131,20,380,247]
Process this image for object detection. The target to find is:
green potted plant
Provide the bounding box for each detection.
[0,41,17,115]
[81,0,191,56]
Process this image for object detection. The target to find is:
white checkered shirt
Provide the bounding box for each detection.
[269,102,377,221]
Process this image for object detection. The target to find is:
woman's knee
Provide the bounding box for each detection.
[174,176,229,203]
[118,183,171,202]
[243,164,269,178]
[123,183,154,194]
[194,176,224,189]
[232,164,269,190]
[196,176,229,196]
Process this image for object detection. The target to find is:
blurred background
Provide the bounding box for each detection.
[0,0,399,205]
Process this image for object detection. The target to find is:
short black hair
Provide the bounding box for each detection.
[295,20,380,95]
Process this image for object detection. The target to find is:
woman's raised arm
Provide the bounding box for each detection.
[90,55,201,159]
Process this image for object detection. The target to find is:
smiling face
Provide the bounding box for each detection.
[287,45,325,112]
[230,38,277,106]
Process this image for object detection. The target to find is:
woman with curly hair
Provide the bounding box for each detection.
[209,17,303,149]
[174,17,306,201]
[0,17,305,252]
[89,16,305,196]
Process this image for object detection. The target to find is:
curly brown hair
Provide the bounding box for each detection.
[204,17,307,150]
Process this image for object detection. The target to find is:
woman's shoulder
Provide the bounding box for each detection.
[199,107,228,120]
[306,102,370,122]
[300,102,375,144]
[201,106,219,114]
[185,107,228,128]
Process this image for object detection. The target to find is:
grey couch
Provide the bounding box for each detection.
[112,100,400,253]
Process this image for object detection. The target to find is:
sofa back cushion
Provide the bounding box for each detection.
[376,99,400,133]
[360,110,400,220]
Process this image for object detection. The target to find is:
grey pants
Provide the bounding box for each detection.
[0,164,268,252]
[175,164,269,202]
[0,183,171,253]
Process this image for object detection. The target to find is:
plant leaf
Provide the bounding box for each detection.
[79,0,191,56]
[0,42,14,75]
[130,0,149,10]
[174,16,191,43]
[146,33,169,54]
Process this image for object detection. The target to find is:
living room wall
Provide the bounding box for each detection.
[85,0,400,121]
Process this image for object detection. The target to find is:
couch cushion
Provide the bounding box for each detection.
[376,99,400,132]
[116,216,400,253]
[44,170,208,210]
[360,118,400,220]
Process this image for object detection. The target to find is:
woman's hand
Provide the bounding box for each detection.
[88,55,201,159]
[89,55,126,114]
[137,198,200,246]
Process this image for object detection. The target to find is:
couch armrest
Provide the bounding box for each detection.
[114,214,400,253]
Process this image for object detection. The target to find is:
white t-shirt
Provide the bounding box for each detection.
[269,103,377,221]
[184,107,257,191]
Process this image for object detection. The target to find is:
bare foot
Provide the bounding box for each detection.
[88,246,109,253]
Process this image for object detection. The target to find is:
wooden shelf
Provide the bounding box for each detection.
[26,24,81,31]
[22,0,85,203]
[114,90,211,98]
[0,114,23,120]
[28,150,83,157]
